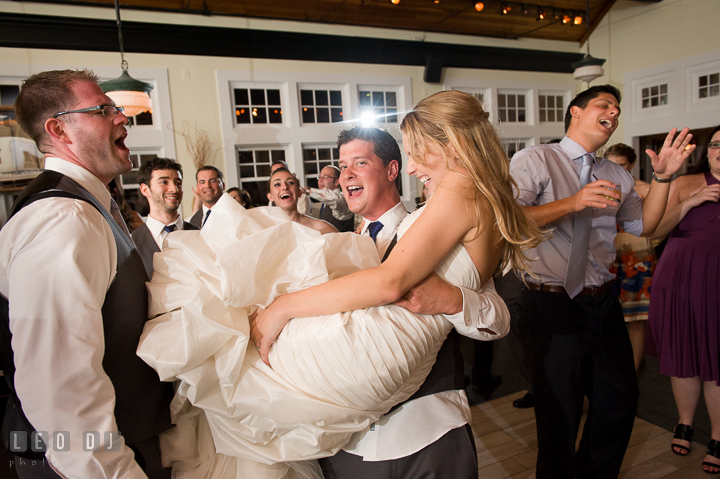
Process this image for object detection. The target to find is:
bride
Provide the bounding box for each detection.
[138,90,543,478]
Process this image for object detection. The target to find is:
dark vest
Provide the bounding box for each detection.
[132,221,199,278]
[0,170,174,457]
[381,235,464,411]
[319,203,355,232]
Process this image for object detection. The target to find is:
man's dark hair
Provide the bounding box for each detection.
[337,127,402,188]
[195,165,224,181]
[605,143,637,166]
[564,84,622,133]
[15,69,99,152]
[137,157,183,187]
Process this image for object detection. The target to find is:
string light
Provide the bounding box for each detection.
[574,15,583,25]
[562,15,571,24]
[501,4,511,15]
[537,8,545,20]
[391,0,400,4]
[475,2,484,12]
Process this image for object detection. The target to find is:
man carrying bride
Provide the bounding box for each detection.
[140,90,544,478]
[316,126,511,478]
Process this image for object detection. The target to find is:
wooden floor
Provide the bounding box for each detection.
[470,391,713,479]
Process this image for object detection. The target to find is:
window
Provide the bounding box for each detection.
[299,89,343,124]
[237,147,286,207]
[358,90,397,123]
[641,84,668,108]
[234,88,283,125]
[539,94,564,123]
[126,110,153,126]
[302,145,340,188]
[497,92,526,123]
[502,139,528,159]
[121,152,159,215]
[0,83,43,173]
[699,73,719,99]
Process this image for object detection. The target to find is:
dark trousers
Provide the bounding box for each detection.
[318,424,478,479]
[518,287,638,479]
[496,270,531,392]
[14,436,170,479]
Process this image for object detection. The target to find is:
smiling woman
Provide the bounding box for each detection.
[267,167,337,234]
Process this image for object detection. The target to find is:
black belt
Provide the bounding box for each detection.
[526,280,614,297]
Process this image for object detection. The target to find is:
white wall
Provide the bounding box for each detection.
[3,0,716,214]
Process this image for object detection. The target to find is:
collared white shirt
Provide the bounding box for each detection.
[145,214,184,250]
[0,157,147,478]
[344,202,509,461]
[510,136,643,287]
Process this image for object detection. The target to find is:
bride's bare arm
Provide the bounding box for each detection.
[251,171,485,363]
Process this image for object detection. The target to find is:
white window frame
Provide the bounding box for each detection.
[623,50,720,140]
[357,85,402,124]
[230,83,287,127]
[447,80,571,150]
[497,89,530,124]
[217,70,415,210]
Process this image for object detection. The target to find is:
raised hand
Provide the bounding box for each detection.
[646,127,695,178]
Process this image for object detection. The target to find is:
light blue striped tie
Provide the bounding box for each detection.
[564,154,594,298]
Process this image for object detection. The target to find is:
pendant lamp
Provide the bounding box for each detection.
[99,0,153,117]
[572,0,605,84]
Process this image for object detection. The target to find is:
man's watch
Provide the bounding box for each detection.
[652,171,673,183]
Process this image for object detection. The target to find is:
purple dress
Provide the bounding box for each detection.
[650,171,720,385]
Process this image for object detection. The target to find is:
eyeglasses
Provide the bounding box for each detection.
[709,141,720,150]
[53,104,125,119]
[319,175,339,180]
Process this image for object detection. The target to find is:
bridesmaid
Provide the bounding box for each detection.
[649,125,720,474]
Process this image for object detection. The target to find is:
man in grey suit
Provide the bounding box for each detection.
[131,157,199,277]
[188,165,224,227]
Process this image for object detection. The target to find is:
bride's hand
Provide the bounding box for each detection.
[250,304,290,365]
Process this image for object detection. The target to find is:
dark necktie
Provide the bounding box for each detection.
[202,209,211,227]
[367,221,384,243]
[163,224,177,234]
[564,153,594,298]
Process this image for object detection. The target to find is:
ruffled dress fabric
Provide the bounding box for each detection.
[137,195,481,478]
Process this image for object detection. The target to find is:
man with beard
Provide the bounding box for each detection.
[188,165,224,228]
[132,157,199,277]
[0,70,173,478]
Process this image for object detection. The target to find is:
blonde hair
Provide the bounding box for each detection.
[400,90,546,275]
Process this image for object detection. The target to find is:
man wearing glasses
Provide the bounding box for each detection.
[0,70,173,478]
[302,165,355,232]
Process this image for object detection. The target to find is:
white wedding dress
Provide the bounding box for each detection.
[137,194,495,478]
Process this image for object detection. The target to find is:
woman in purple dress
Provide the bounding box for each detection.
[649,125,720,474]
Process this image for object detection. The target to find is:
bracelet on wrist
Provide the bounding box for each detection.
[652,171,673,183]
